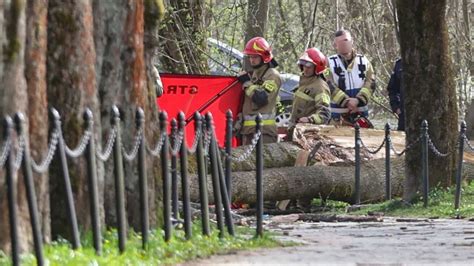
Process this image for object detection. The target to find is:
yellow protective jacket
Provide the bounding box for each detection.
[241,65,281,137]
[290,75,331,125]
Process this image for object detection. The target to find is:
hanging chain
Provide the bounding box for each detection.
[0,136,11,167]
[203,129,212,156]
[463,135,474,152]
[146,132,165,157]
[359,138,386,154]
[169,127,184,156]
[389,135,422,157]
[96,126,117,162]
[427,136,451,157]
[122,127,143,162]
[13,136,25,170]
[31,127,61,173]
[221,130,261,162]
[64,126,93,158]
[187,126,202,154]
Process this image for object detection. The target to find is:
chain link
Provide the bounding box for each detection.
[14,136,25,170]
[187,126,202,154]
[427,136,451,157]
[31,127,60,173]
[96,126,117,162]
[146,132,165,157]
[64,127,93,158]
[359,138,386,154]
[122,128,143,162]
[0,136,11,167]
[221,130,261,162]
[463,135,474,152]
[389,135,422,157]
[203,129,212,156]
[169,127,184,156]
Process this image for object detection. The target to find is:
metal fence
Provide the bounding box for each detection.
[2,106,472,265]
[0,107,265,266]
[355,120,472,210]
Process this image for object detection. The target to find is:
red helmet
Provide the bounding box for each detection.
[243,37,273,63]
[297,48,328,75]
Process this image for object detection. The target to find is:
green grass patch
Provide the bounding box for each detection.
[312,181,474,218]
[0,222,283,265]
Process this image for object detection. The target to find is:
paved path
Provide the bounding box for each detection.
[186,217,474,265]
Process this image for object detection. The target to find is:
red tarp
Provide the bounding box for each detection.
[157,73,243,147]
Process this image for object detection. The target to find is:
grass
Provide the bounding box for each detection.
[3,183,473,265]
[311,181,474,218]
[0,222,283,266]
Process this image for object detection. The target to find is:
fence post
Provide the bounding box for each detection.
[256,114,264,237]
[455,121,466,210]
[136,108,149,249]
[225,110,233,202]
[4,116,19,266]
[195,112,210,236]
[84,109,102,255]
[385,123,391,201]
[421,120,429,208]
[170,119,179,221]
[160,111,172,241]
[178,112,192,239]
[354,124,361,205]
[14,113,45,266]
[51,109,81,249]
[215,137,235,236]
[206,113,225,238]
[111,106,127,253]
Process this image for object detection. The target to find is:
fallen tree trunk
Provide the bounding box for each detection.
[230,142,301,171]
[188,156,474,204]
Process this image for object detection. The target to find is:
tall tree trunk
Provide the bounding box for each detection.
[93,0,161,230]
[143,0,165,226]
[397,0,458,201]
[243,0,269,71]
[47,0,103,240]
[159,0,208,74]
[462,0,472,75]
[25,0,50,244]
[0,0,31,253]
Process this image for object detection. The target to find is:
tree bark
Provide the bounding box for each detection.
[93,0,161,230]
[159,0,209,74]
[0,0,31,253]
[244,0,269,42]
[188,156,474,204]
[47,0,103,240]
[243,0,269,71]
[190,157,404,204]
[25,0,50,244]
[397,0,458,200]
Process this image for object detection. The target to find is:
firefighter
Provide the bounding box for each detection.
[327,29,375,128]
[387,58,405,131]
[289,47,331,137]
[237,37,281,145]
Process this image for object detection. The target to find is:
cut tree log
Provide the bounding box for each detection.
[276,150,309,210]
[183,124,474,204]
[188,156,474,205]
[193,124,473,173]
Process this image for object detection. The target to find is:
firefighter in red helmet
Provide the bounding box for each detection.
[289,47,331,135]
[237,37,281,145]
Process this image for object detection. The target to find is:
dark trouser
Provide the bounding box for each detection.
[242,133,277,146]
[398,112,405,131]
